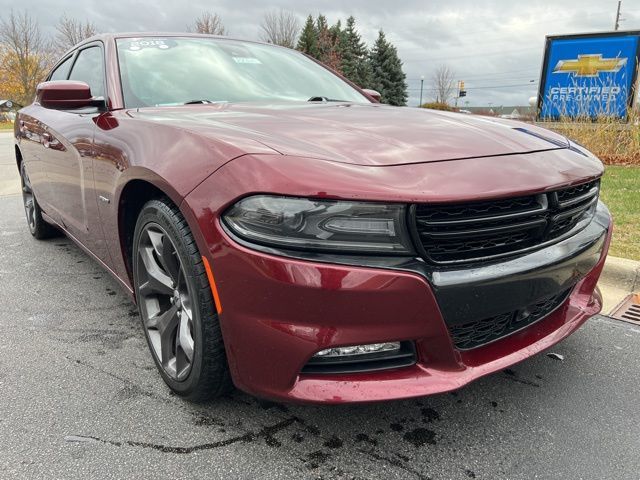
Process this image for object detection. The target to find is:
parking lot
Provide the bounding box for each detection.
[2,131,640,479]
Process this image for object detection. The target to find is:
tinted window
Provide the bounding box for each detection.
[116,37,368,107]
[49,55,74,81]
[68,46,105,98]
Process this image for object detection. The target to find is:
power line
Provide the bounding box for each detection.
[407,69,539,81]
[407,75,538,85]
[403,46,542,63]
[409,67,540,80]
[407,82,538,92]
[400,9,617,63]
[399,7,614,43]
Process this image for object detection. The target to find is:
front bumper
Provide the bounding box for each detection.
[191,198,612,404]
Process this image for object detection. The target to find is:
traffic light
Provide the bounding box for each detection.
[458,81,467,98]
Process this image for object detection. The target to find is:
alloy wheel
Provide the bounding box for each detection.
[20,165,36,233]
[136,223,195,381]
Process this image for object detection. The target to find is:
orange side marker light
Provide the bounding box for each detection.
[202,256,223,315]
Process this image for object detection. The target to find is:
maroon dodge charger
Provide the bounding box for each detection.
[14,33,612,403]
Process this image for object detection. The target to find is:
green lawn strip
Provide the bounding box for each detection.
[0,122,14,130]
[600,165,640,260]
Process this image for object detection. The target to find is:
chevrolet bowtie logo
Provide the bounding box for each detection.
[553,54,627,77]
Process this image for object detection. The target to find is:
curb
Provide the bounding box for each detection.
[600,255,640,291]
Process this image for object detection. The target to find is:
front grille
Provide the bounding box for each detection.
[413,179,600,265]
[449,289,572,350]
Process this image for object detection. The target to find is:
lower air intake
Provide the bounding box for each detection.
[449,289,572,350]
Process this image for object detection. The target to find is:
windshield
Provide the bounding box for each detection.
[116,37,369,107]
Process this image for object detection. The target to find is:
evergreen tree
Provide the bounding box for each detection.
[315,14,329,37]
[340,16,372,88]
[296,15,318,57]
[316,15,341,72]
[329,19,343,45]
[368,30,408,106]
[315,15,331,61]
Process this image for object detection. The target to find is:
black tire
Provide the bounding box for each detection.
[19,162,58,239]
[132,197,232,401]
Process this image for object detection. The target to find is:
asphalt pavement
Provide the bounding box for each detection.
[2,132,640,479]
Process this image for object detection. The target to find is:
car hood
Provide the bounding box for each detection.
[128,102,569,166]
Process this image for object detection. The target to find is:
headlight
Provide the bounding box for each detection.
[222,195,414,254]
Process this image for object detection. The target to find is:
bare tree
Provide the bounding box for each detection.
[192,12,227,35]
[0,10,51,106]
[260,9,300,48]
[431,64,456,105]
[55,15,98,53]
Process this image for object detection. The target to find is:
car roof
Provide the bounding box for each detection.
[76,32,274,50]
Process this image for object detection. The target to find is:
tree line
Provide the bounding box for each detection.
[295,15,407,106]
[0,9,408,107]
[171,11,408,105]
[0,12,98,106]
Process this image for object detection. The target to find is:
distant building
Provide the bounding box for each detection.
[0,100,20,122]
[0,100,20,111]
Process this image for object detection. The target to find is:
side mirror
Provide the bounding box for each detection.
[362,89,382,103]
[36,81,105,110]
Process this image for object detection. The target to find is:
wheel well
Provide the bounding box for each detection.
[119,180,171,281]
[15,145,22,170]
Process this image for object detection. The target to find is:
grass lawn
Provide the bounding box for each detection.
[0,122,13,130]
[600,165,640,260]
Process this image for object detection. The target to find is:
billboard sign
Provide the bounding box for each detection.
[538,31,640,120]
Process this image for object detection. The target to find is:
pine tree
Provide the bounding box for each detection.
[340,16,372,88]
[329,19,343,45]
[315,15,331,62]
[316,15,341,72]
[368,30,408,106]
[315,14,329,37]
[296,15,318,57]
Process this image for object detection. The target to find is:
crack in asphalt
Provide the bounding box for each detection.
[63,355,184,408]
[65,417,298,454]
[61,356,336,458]
[61,353,442,474]
[357,447,432,480]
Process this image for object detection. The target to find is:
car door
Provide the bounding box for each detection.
[17,54,76,213]
[37,43,112,264]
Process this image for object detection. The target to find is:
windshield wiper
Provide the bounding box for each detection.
[307,96,348,102]
[183,99,215,105]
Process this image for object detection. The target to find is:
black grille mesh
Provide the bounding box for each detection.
[449,289,572,350]
[417,196,539,222]
[414,180,599,264]
[557,182,597,202]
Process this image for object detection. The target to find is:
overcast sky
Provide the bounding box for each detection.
[2,0,639,107]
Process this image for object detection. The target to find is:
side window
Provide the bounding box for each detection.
[68,46,105,98]
[49,55,74,81]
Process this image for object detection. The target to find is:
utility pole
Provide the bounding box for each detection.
[419,76,424,107]
[614,1,622,30]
